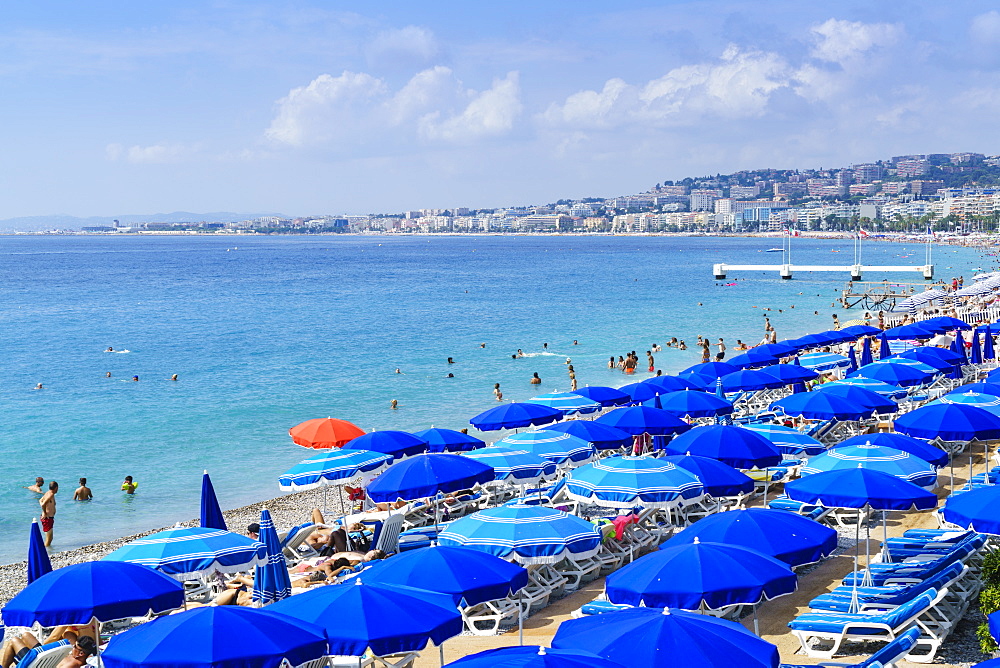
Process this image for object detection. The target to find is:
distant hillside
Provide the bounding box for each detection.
[0,212,287,232]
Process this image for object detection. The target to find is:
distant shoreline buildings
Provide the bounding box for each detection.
[64,151,1000,236]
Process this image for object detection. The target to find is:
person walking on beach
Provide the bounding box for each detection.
[25,477,44,493]
[73,478,92,501]
[40,482,57,547]
[121,476,137,494]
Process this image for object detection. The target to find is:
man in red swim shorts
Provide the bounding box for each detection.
[39,481,58,547]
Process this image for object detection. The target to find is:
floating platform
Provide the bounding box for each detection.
[712,263,934,281]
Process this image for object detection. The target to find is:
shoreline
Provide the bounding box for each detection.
[0,485,338,605]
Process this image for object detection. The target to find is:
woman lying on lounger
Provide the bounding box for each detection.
[0,624,97,668]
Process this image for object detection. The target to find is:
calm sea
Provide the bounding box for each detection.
[0,234,988,562]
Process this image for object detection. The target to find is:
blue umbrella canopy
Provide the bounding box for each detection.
[364,545,528,606]
[565,456,704,508]
[680,361,740,379]
[841,324,882,337]
[755,341,799,357]
[757,364,819,384]
[3,561,184,627]
[823,376,907,399]
[268,579,461,657]
[494,430,596,465]
[526,392,601,415]
[923,315,973,331]
[366,453,495,502]
[104,527,266,580]
[958,382,1000,396]
[897,345,966,367]
[934,391,1000,416]
[413,428,487,453]
[642,375,703,392]
[619,381,667,405]
[595,406,692,436]
[942,485,1000,535]
[882,322,936,340]
[797,352,850,371]
[27,519,51,585]
[851,362,933,387]
[665,425,782,469]
[470,403,563,431]
[438,504,602,564]
[102,607,328,668]
[544,420,632,450]
[716,369,786,392]
[770,392,873,421]
[342,430,429,460]
[661,455,755,498]
[813,384,898,414]
[726,348,780,369]
[462,446,557,485]
[251,508,292,605]
[784,468,937,511]
[445,646,624,668]
[200,471,227,531]
[657,390,734,418]
[279,449,393,491]
[662,508,837,567]
[572,385,630,407]
[552,607,780,668]
[894,403,1000,442]
[879,356,943,373]
[818,330,856,344]
[785,333,833,350]
[739,424,825,456]
[606,540,796,610]
[838,433,948,468]
[801,444,937,489]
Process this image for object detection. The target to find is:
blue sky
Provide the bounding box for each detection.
[2,1,999,218]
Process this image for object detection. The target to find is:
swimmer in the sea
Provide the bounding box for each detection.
[494,383,503,401]
[573,340,578,345]
[447,357,455,364]
[390,399,398,410]
[608,356,615,369]
[517,349,524,358]
[34,383,43,390]
[106,347,114,352]
[170,374,178,381]
[530,372,541,385]
[395,368,402,374]
[543,343,548,350]
[447,373,454,378]
[480,343,486,348]
[105,372,112,378]
[132,375,139,382]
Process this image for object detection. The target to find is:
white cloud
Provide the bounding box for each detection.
[105,142,193,164]
[366,26,440,69]
[809,19,902,65]
[388,65,465,126]
[971,11,1000,44]
[419,72,522,142]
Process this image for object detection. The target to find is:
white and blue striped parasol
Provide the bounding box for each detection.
[800,444,938,489]
[438,504,602,565]
[104,527,266,580]
[933,391,1000,416]
[494,430,595,466]
[278,449,393,491]
[252,508,291,604]
[462,446,557,485]
[740,424,826,456]
[525,392,601,415]
[797,352,851,371]
[565,456,704,508]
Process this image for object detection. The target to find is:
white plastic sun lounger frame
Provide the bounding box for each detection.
[28,645,73,668]
[461,596,523,635]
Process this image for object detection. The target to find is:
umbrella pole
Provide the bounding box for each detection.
[763,471,769,506]
[850,518,860,613]
[439,643,445,667]
[753,606,760,636]
[883,510,890,562]
[339,484,345,515]
[518,590,524,645]
[862,506,872,587]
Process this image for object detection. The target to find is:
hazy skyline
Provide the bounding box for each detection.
[3,1,999,218]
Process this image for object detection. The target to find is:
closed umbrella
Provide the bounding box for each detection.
[462,446,556,485]
[342,431,428,460]
[552,607,780,668]
[200,471,227,531]
[573,385,630,407]
[251,508,292,605]
[470,403,563,431]
[104,527,266,580]
[951,330,968,364]
[838,433,948,468]
[4,561,183,627]
[666,425,782,469]
[770,392,872,421]
[800,444,938,489]
[657,390,734,418]
[543,420,631,450]
[971,328,984,365]
[102,607,328,668]
[739,424,825,456]
[565,456,704,508]
[846,345,858,374]
[878,333,891,359]
[27,519,51,585]
[494,431,595,465]
[986,326,996,360]
[662,508,837,567]
[289,417,365,449]
[526,392,601,415]
[366,453,495,503]
[859,337,873,366]
[438,504,602,564]
[595,406,692,436]
[662,455,755,498]
[413,428,486,453]
[444,647,624,668]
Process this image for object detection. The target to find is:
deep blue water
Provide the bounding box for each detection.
[0,234,987,562]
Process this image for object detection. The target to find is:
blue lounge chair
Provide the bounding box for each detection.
[780,627,920,668]
[808,562,964,613]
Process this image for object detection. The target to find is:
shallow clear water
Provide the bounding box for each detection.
[0,234,987,562]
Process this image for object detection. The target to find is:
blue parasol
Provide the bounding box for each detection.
[619,381,667,406]
[971,328,984,365]
[879,332,891,359]
[544,420,632,450]
[716,369,786,392]
[462,446,556,485]
[770,392,872,421]
[897,345,966,367]
[951,329,968,364]
[882,322,936,340]
[3,561,184,627]
[526,392,601,415]
[934,391,1000,416]
[813,384,898,414]
[104,527,266,580]
[841,325,882,337]
[366,453,495,502]
[200,471,227,531]
[657,390,734,418]
[726,348,780,369]
[413,428,486,453]
[662,508,837,567]
[923,315,973,331]
[342,430,428,460]
[858,336,873,366]
[680,361,739,384]
[27,519,51,585]
[662,455,755,498]
[942,485,1000,535]
[823,376,907,399]
[279,449,393,491]
[739,424,825,456]
[606,540,796,610]
[595,405,692,436]
[838,433,948,468]
[642,375,702,393]
[757,364,819,384]
[552,607,780,668]
[665,425,782,469]
[438,504,602,564]
[784,468,937,511]
[893,402,1000,441]
[797,352,850,371]
[849,361,933,386]
[251,508,292,605]
[565,455,704,508]
[470,403,563,431]
[102,607,328,668]
[800,444,938,489]
[986,326,996,360]
[957,382,1000,396]
[573,385,630,407]
[494,430,595,465]
[846,345,858,373]
[444,646,624,668]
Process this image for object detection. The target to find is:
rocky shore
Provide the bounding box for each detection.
[0,485,344,607]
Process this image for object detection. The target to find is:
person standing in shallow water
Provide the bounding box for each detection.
[494,383,503,401]
[530,372,541,385]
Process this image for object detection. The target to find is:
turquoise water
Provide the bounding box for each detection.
[0,234,988,562]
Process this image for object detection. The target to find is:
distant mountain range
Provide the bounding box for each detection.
[0,212,288,232]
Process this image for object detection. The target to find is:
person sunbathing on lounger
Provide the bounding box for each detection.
[0,625,97,668]
[289,557,355,586]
